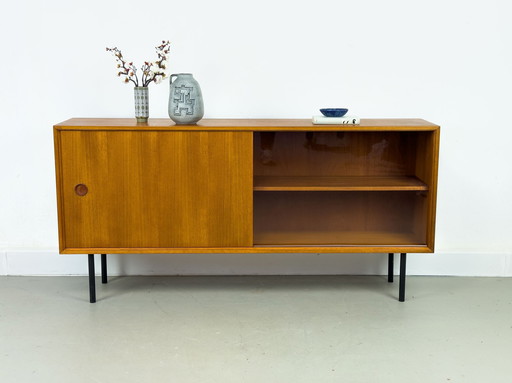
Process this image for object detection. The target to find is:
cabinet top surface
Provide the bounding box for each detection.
[55,118,439,131]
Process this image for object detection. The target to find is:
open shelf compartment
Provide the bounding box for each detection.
[252,130,435,247]
[254,191,427,246]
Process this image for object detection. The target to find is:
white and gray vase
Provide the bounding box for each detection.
[134,86,149,123]
[168,73,204,124]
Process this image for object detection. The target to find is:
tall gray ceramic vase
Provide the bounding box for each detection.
[134,86,149,123]
[168,73,204,124]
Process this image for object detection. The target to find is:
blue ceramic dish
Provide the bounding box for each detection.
[320,108,348,117]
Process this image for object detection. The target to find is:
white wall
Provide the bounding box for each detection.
[1,0,511,276]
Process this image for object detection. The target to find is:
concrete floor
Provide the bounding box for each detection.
[1,276,512,382]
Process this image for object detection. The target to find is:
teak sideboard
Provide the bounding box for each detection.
[53,118,440,303]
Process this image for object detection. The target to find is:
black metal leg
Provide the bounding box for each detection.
[388,253,394,283]
[101,254,107,284]
[399,253,407,302]
[88,254,96,303]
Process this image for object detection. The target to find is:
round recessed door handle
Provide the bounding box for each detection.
[75,184,88,196]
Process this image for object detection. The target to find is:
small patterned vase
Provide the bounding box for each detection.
[168,73,204,125]
[134,86,149,123]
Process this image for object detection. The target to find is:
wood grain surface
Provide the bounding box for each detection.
[56,130,252,248]
[253,176,428,191]
[55,118,440,131]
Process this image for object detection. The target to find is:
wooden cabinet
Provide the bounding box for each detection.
[54,118,439,301]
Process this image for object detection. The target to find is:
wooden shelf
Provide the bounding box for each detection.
[254,176,428,191]
[254,230,425,246]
